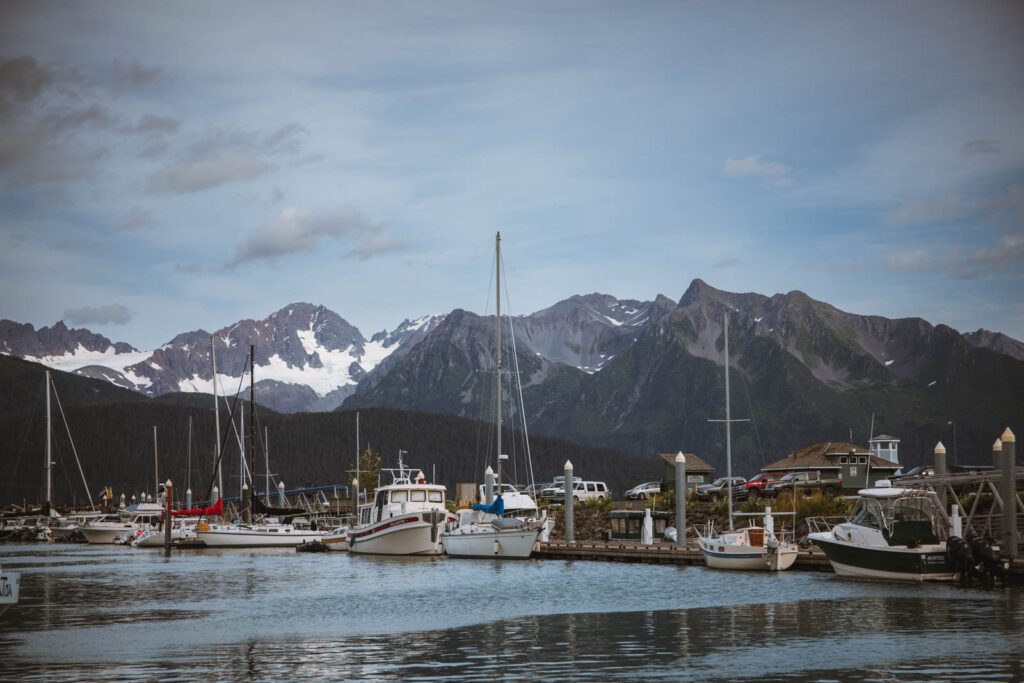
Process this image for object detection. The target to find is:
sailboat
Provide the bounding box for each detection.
[441,232,544,559]
[696,312,798,571]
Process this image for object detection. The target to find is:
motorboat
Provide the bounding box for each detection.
[195,517,323,548]
[322,526,350,551]
[0,563,19,618]
[79,503,165,544]
[348,459,453,556]
[132,519,200,548]
[50,512,106,542]
[808,483,954,581]
[696,507,798,571]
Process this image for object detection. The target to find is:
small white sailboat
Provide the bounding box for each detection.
[196,517,324,548]
[696,311,799,571]
[441,233,543,560]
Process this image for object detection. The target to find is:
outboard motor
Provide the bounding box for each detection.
[946,536,975,587]
[967,532,1005,589]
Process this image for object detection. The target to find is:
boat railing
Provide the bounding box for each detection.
[806,516,847,534]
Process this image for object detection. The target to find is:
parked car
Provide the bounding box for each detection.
[542,480,611,502]
[522,483,548,497]
[696,477,747,502]
[889,466,934,481]
[764,470,842,497]
[744,472,786,499]
[624,481,662,500]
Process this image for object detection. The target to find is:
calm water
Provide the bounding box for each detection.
[1,543,1022,681]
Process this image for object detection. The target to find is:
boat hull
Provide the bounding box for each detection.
[80,524,149,545]
[196,528,323,548]
[322,530,349,551]
[348,513,444,556]
[810,534,954,582]
[698,538,798,571]
[0,572,19,618]
[442,527,540,559]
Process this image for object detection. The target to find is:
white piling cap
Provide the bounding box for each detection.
[993,438,1003,452]
[934,441,946,454]
[485,466,494,475]
[278,481,285,489]
[564,460,573,470]
[186,488,192,495]
[352,478,358,486]
[675,451,686,463]
[242,483,249,490]
[1002,427,1016,443]
[166,479,173,487]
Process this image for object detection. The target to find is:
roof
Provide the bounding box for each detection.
[762,441,900,472]
[869,434,900,442]
[659,452,714,472]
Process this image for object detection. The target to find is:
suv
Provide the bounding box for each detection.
[696,477,747,502]
[624,481,662,500]
[540,476,582,499]
[544,480,611,502]
[764,470,842,497]
[744,472,785,499]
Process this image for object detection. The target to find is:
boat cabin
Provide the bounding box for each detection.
[849,486,947,546]
[358,470,447,527]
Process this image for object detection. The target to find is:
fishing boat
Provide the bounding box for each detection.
[440,233,543,560]
[696,311,799,571]
[0,563,19,618]
[808,482,955,581]
[79,503,165,544]
[348,457,452,556]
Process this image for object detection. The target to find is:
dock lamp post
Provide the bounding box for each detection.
[947,421,957,466]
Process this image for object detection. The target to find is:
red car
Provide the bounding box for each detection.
[745,472,785,499]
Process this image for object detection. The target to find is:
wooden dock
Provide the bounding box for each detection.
[535,540,1024,580]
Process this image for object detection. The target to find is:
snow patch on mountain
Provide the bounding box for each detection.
[23,344,151,375]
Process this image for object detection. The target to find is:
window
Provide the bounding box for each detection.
[840,456,848,464]
[428,491,443,503]
[391,491,408,503]
[410,490,426,502]
[851,498,884,529]
[859,456,867,465]
[587,483,597,492]
[597,483,607,492]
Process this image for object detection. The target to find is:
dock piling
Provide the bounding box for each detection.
[279,481,286,507]
[564,460,574,544]
[242,483,250,525]
[1002,428,1017,559]
[675,452,686,549]
[484,467,495,506]
[934,441,947,510]
[164,479,173,556]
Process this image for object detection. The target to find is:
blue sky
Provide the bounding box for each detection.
[1,1,1022,348]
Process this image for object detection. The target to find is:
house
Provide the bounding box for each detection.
[658,452,715,493]
[761,441,900,490]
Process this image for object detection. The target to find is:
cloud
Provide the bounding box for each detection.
[125,113,179,135]
[63,303,134,326]
[885,235,1024,280]
[723,155,793,187]
[962,138,1001,155]
[229,206,406,267]
[0,56,54,114]
[884,192,968,227]
[115,207,155,231]
[148,123,306,193]
[148,155,272,193]
[111,59,166,89]
[713,257,740,268]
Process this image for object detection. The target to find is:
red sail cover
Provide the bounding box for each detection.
[172,498,224,517]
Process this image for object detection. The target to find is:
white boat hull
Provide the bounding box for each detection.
[442,526,540,559]
[348,513,444,556]
[80,524,151,545]
[197,528,323,548]
[698,537,798,571]
[0,572,19,618]
[322,530,349,551]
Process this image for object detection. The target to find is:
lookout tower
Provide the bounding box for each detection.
[869,435,900,465]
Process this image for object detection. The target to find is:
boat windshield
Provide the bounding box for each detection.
[850,498,885,529]
[851,492,945,536]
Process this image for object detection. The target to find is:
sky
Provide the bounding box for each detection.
[1,1,1022,349]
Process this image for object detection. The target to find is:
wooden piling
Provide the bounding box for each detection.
[164,479,173,556]
[564,460,574,544]
[675,452,686,549]
[1002,428,1017,559]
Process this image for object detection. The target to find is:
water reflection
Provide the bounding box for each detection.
[1,543,1022,681]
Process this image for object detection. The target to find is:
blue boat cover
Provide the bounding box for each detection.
[472,495,504,515]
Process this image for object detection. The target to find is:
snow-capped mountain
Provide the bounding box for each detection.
[0,305,444,413]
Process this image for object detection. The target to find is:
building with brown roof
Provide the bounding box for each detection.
[761,441,899,490]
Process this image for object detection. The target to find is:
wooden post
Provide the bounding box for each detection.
[278,481,286,507]
[934,441,947,511]
[484,467,495,506]
[1002,428,1017,559]
[675,452,687,549]
[564,460,574,543]
[164,479,173,556]
[242,483,250,525]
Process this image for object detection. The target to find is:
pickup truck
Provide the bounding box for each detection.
[764,470,842,497]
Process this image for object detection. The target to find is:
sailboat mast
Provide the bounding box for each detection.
[265,425,269,501]
[45,370,52,506]
[240,402,245,502]
[212,336,223,495]
[725,311,733,530]
[153,425,159,499]
[495,231,502,486]
[250,344,256,502]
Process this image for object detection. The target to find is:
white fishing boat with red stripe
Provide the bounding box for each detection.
[348,455,453,556]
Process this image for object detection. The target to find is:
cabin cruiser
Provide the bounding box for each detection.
[50,512,106,542]
[79,503,165,544]
[348,461,453,556]
[0,562,19,618]
[195,517,323,548]
[697,507,798,571]
[808,483,954,581]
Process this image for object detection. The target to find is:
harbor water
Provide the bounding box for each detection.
[1,543,1022,681]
